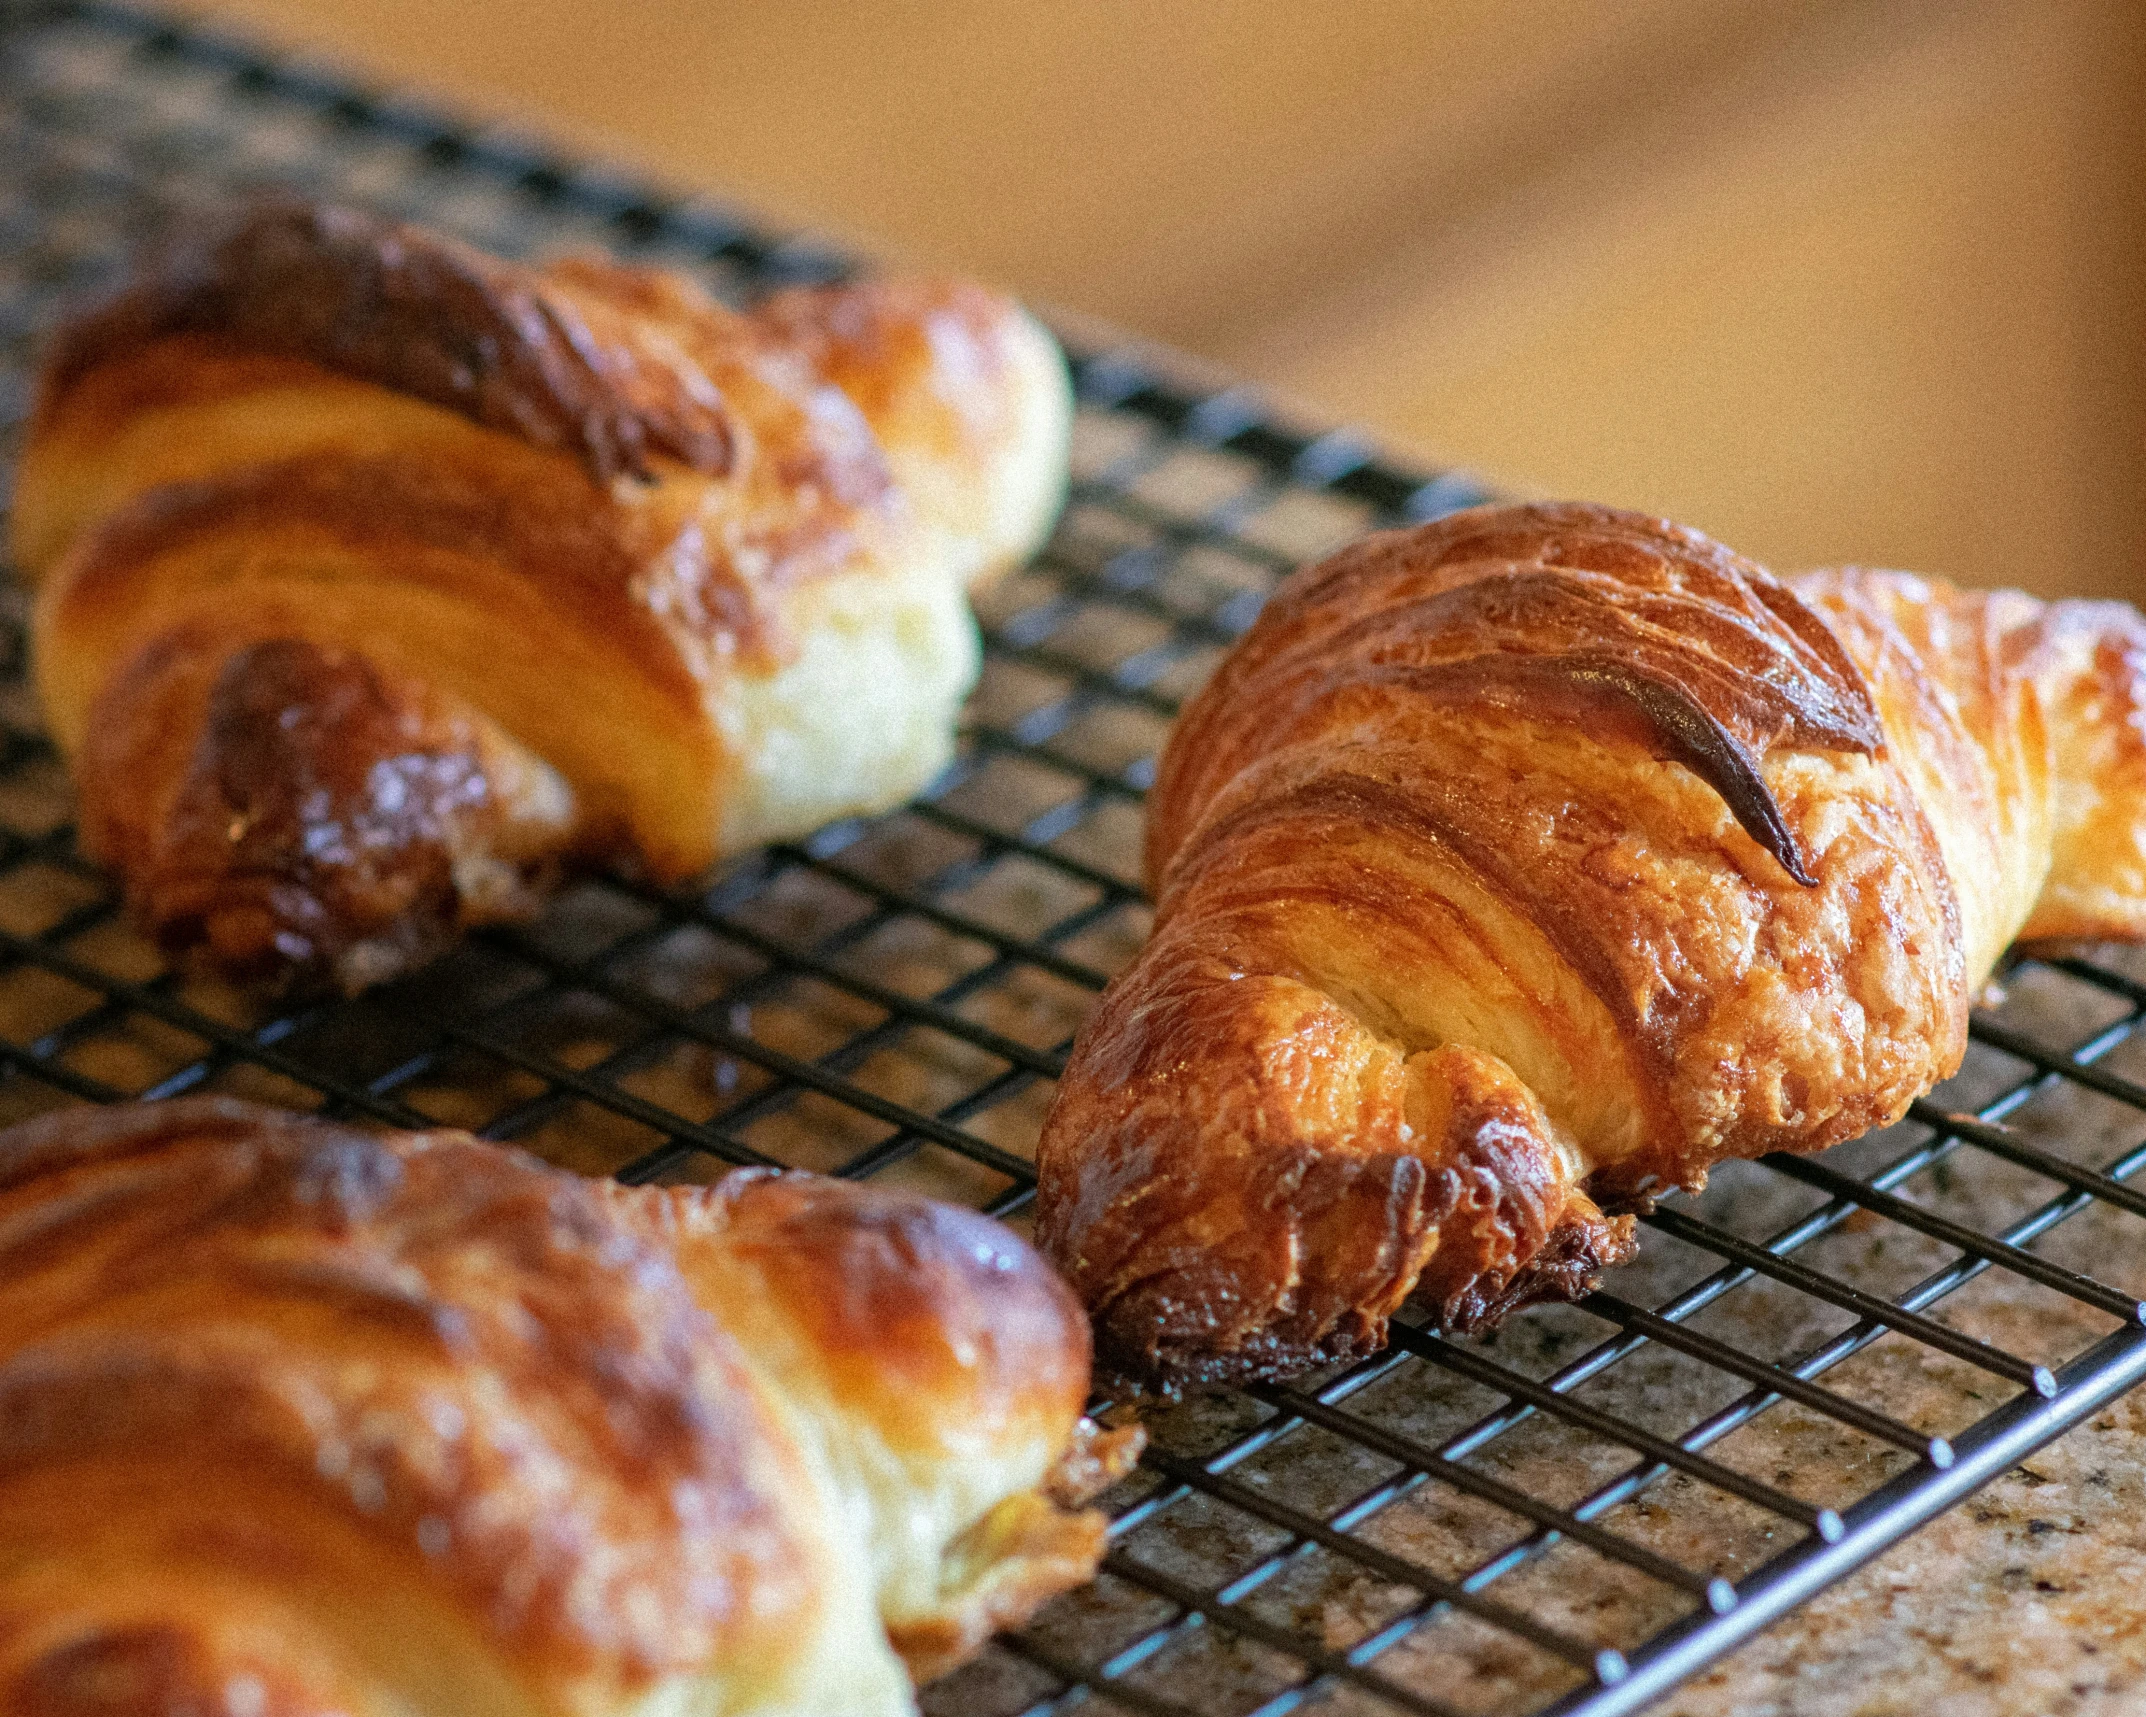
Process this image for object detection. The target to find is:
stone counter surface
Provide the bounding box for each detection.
[1662,956,2146,1717]
[1664,1386,2146,1716]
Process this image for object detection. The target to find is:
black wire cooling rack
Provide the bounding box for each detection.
[6,6,2146,1713]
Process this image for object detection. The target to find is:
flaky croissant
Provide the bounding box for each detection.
[0,1097,1135,1715]
[1035,502,2146,1388]
[10,198,1070,991]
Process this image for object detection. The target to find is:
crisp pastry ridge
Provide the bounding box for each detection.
[1034,501,2146,1388]
[10,197,1072,992]
[0,1095,1138,1716]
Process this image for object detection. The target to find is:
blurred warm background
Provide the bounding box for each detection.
[193,0,2143,599]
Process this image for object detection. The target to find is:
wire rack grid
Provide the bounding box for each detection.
[5,6,2146,1714]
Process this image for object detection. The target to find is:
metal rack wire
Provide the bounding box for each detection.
[5,5,2146,1712]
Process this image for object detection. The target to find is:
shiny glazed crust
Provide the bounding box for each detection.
[0,1097,1135,1716]
[10,199,1072,991]
[1035,502,2146,1388]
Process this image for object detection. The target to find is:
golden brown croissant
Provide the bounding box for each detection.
[9,198,1071,991]
[0,1096,1135,1715]
[1034,502,2146,1388]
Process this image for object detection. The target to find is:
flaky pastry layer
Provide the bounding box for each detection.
[12,199,1072,991]
[0,1097,1135,1716]
[1036,502,2146,1387]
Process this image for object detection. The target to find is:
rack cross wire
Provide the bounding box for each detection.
[5,7,2146,1713]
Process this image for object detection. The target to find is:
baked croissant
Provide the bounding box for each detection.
[1035,502,2146,1388]
[9,198,1071,992]
[0,1096,1136,1715]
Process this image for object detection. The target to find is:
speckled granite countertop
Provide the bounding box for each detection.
[1622,948,2146,1717]
[1662,1389,2146,1716]
[1659,958,2146,1717]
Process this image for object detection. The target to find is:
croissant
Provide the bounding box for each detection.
[1034,502,2146,1388]
[9,198,1071,991]
[0,1096,1135,1715]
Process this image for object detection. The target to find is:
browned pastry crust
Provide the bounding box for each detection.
[11,199,1071,993]
[1035,502,2146,1389]
[80,630,570,989]
[33,199,742,486]
[0,1097,1130,1716]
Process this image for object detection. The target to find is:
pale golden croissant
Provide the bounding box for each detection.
[9,198,1071,991]
[1035,502,2146,1388]
[0,1097,1136,1715]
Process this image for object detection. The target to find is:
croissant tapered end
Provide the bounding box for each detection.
[752,273,1074,590]
[626,1166,1143,1681]
[78,629,576,992]
[0,1097,1119,1715]
[1041,502,2146,1388]
[13,197,1072,993]
[1036,949,1638,1390]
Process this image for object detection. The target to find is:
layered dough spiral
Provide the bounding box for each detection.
[0,1097,1135,1716]
[1035,502,2146,1387]
[10,199,1071,990]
